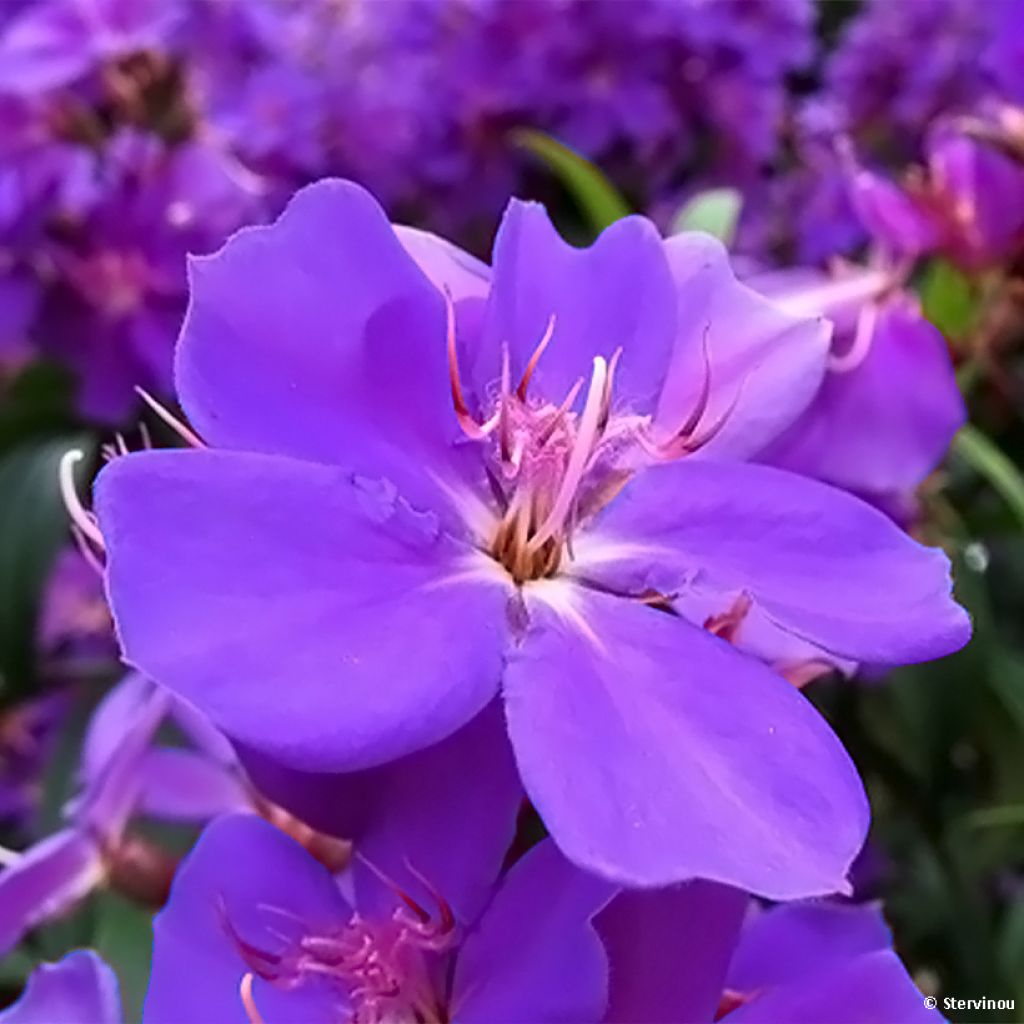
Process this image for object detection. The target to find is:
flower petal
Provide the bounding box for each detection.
[394,225,491,301]
[598,881,747,1024]
[138,749,251,822]
[576,459,970,665]
[727,901,892,993]
[96,449,509,772]
[240,702,522,925]
[503,586,868,896]
[176,178,476,522]
[656,233,830,460]
[762,300,965,497]
[727,950,943,1024]
[145,815,349,1024]
[454,840,614,1024]
[0,831,102,958]
[0,951,122,1024]
[480,201,677,412]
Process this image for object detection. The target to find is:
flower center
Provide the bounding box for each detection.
[225,867,455,1024]
[444,293,734,584]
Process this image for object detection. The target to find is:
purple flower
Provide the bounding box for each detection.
[0,677,168,957]
[146,806,940,1024]
[753,264,966,507]
[34,133,263,421]
[0,693,66,828]
[599,885,944,1022]
[851,109,1024,272]
[36,546,117,672]
[0,0,180,95]
[0,949,121,1024]
[145,813,612,1024]
[95,179,969,896]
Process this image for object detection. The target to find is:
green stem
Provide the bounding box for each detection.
[952,424,1024,531]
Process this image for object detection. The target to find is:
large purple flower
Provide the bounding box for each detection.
[95,179,970,895]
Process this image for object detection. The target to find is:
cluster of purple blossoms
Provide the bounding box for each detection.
[742,0,1024,266]
[0,0,818,421]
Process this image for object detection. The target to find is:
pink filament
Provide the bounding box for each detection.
[828,300,879,373]
[527,355,608,553]
[58,450,105,551]
[239,973,265,1024]
[135,388,205,448]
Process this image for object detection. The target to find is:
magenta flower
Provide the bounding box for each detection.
[0,950,122,1024]
[96,180,969,896]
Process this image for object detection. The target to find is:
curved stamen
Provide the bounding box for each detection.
[673,327,714,440]
[239,973,265,1024]
[135,388,205,448]
[59,450,105,551]
[444,287,491,439]
[516,314,557,399]
[71,524,106,577]
[828,300,879,373]
[528,356,608,553]
[535,377,584,447]
[638,375,747,462]
[598,347,623,434]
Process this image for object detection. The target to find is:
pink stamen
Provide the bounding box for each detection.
[535,377,584,446]
[444,287,493,440]
[828,300,879,373]
[528,355,608,553]
[515,314,557,399]
[239,973,265,1024]
[59,450,105,551]
[598,347,623,433]
[638,374,747,462]
[675,328,714,440]
[71,524,106,578]
[135,388,205,448]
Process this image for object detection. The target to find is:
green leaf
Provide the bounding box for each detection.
[920,259,977,340]
[951,425,1024,532]
[0,436,93,700]
[91,890,153,1023]
[511,129,631,233]
[0,360,76,453]
[670,188,742,244]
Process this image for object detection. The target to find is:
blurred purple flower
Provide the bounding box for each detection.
[37,546,116,671]
[0,673,250,957]
[0,693,66,828]
[96,179,969,895]
[753,263,966,508]
[0,949,121,1024]
[851,108,1024,272]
